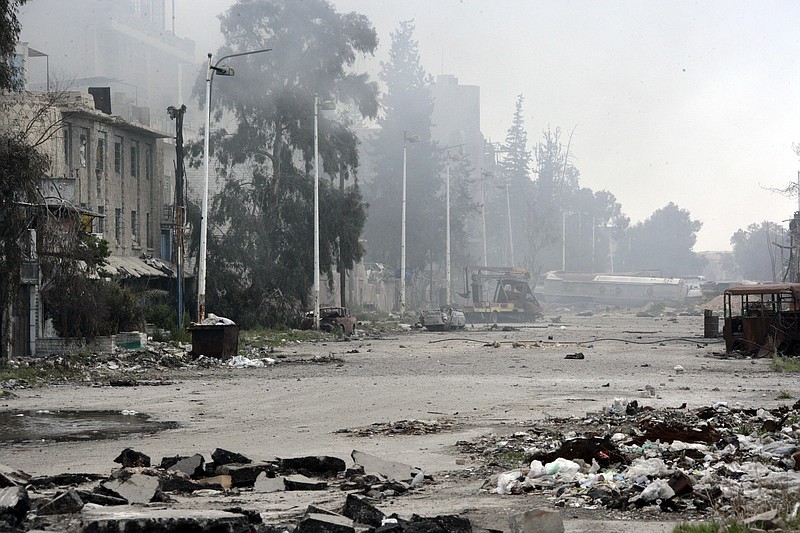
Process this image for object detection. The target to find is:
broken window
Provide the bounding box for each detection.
[97,206,105,234]
[115,208,122,242]
[130,141,140,178]
[79,132,87,168]
[96,138,105,173]
[131,210,138,245]
[114,137,123,174]
[145,144,153,180]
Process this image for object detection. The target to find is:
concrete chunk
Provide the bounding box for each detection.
[508,508,564,533]
[253,472,284,493]
[211,448,251,466]
[100,474,161,504]
[0,485,29,524]
[280,456,346,476]
[342,493,385,527]
[161,454,205,478]
[351,450,420,482]
[113,448,151,468]
[78,507,250,533]
[37,488,84,515]
[295,512,354,533]
[215,462,274,487]
[283,474,328,491]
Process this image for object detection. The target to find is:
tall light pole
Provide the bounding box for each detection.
[199,48,271,322]
[313,96,335,330]
[441,144,464,305]
[400,131,419,316]
[504,180,514,266]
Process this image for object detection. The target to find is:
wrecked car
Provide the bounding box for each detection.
[723,283,800,356]
[420,306,466,331]
[301,306,357,335]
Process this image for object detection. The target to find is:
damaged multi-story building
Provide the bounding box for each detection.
[0,89,176,358]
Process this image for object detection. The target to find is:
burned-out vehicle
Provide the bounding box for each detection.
[301,306,357,335]
[420,306,466,331]
[723,284,800,356]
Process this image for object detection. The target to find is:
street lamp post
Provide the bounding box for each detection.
[400,131,419,316]
[313,95,335,330]
[199,48,271,322]
[441,144,464,305]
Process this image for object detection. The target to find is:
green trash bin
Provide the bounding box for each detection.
[189,324,239,359]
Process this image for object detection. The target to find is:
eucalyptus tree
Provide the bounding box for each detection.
[192,0,378,326]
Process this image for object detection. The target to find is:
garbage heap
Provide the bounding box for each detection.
[463,399,800,519]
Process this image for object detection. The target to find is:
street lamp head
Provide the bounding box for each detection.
[212,65,235,76]
[404,133,420,144]
[318,100,336,111]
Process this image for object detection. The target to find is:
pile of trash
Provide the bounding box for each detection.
[459,398,800,522]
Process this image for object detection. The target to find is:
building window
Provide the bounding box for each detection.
[63,125,72,170]
[97,206,105,234]
[115,208,122,242]
[145,144,153,180]
[130,142,140,178]
[114,137,123,174]
[79,133,88,168]
[131,210,138,245]
[96,138,106,173]
[146,212,152,248]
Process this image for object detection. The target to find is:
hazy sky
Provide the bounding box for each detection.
[173,0,800,251]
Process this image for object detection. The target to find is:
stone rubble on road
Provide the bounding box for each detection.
[0,446,506,532]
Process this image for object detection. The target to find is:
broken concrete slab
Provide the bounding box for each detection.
[210,448,251,466]
[215,462,275,487]
[75,490,127,507]
[78,507,251,533]
[400,514,473,532]
[113,448,151,468]
[341,493,385,527]
[295,512,354,533]
[253,472,284,493]
[283,474,328,491]
[161,454,205,478]
[37,488,84,515]
[0,485,29,524]
[0,465,31,488]
[508,509,564,533]
[280,455,346,476]
[100,473,161,504]
[195,475,232,491]
[351,450,420,482]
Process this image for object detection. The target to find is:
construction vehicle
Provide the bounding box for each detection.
[460,266,543,323]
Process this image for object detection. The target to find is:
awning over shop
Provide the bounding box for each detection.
[102,255,176,279]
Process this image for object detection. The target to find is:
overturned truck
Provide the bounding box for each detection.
[723,283,800,356]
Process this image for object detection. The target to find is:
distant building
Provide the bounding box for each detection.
[17,0,196,133]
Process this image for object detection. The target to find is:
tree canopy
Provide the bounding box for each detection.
[624,202,705,277]
[190,0,379,326]
[362,20,440,274]
[730,221,784,282]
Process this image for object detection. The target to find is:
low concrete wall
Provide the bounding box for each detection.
[35,335,116,357]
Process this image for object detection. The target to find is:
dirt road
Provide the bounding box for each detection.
[2,312,792,531]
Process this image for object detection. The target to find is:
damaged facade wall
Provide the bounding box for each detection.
[0,91,172,357]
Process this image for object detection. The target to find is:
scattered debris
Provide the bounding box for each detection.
[457,399,800,520]
[564,352,585,360]
[337,419,457,437]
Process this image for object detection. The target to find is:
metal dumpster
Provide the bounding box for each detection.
[189,324,239,359]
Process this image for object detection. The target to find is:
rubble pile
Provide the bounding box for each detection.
[0,447,474,532]
[337,418,459,437]
[0,340,349,390]
[458,399,800,524]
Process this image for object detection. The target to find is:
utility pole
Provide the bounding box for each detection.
[167,104,187,329]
